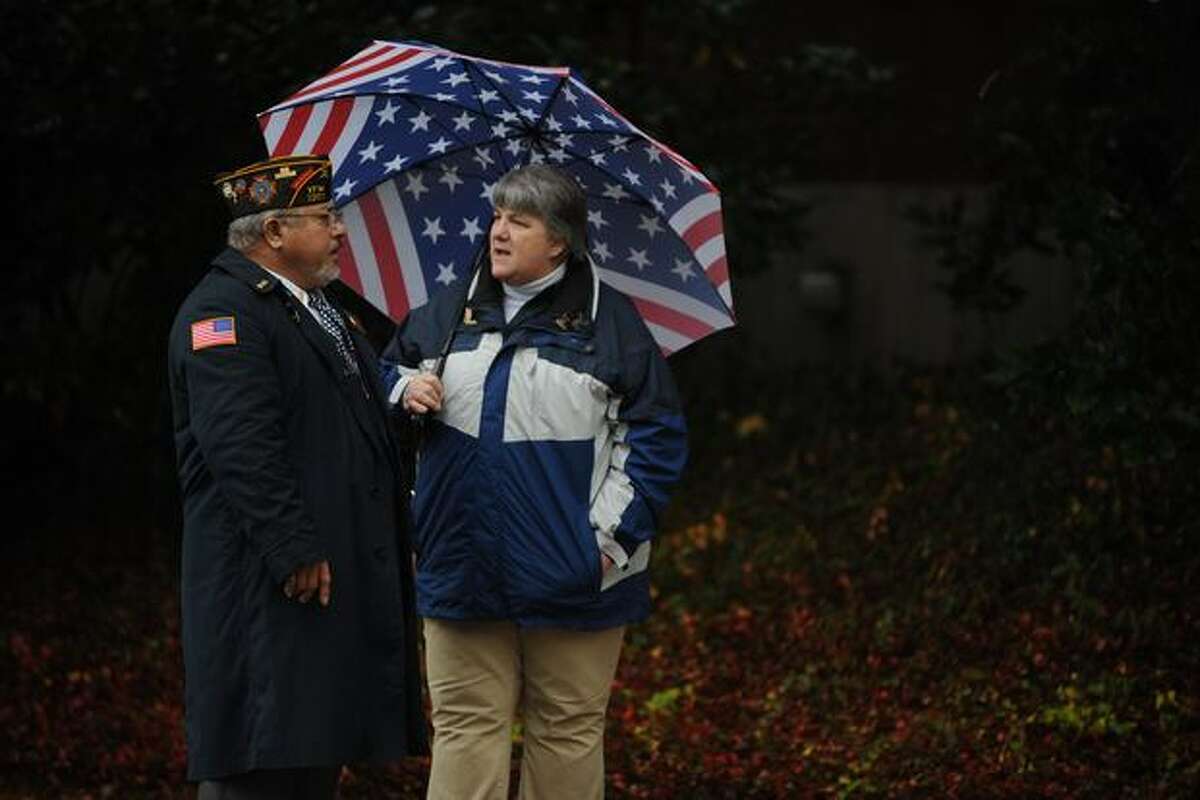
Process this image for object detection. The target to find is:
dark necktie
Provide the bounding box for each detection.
[308,288,358,374]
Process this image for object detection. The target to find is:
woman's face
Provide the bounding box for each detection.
[489,206,566,285]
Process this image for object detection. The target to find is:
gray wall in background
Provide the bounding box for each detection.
[708,183,1076,374]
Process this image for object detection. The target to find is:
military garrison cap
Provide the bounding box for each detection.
[214,154,333,219]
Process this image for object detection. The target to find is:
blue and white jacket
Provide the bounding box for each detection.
[380,255,687,630]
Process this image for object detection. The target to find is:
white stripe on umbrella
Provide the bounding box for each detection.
[260,110,289,155]
[670,193,731,310]
[326,97,376,171]
[263,97,375,166]
[291,100,334,155]
[376,181,429,311]
[272,44,434,111]
[644,321,692,356]
[339,201,388,312]
[594,267,734,331]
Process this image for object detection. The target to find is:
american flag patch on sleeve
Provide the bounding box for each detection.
[191,316,237,350]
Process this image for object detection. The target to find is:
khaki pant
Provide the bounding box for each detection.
[422,618,626,800]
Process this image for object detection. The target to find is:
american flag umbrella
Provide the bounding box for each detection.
[258,40,734,355]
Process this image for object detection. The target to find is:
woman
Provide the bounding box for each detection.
[380,163,688,799]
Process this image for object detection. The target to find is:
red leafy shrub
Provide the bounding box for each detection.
[4,373,1200,798]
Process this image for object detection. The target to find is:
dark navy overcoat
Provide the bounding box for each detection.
[167,248,427,780]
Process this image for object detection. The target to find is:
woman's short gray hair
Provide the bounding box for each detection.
[226,209,278,251]
[492,164,588,260]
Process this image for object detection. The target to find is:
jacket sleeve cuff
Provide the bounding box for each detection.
[388,374,413,407]
[263,535,326,585]
[614,531,641,561]
[595,530,630,569]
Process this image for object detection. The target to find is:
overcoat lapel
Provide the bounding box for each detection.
[288,305,391,463]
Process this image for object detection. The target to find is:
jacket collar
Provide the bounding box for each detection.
[212,247,281,296]
[466,252,597,334]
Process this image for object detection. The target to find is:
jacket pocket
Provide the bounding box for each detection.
[572,511,604,596]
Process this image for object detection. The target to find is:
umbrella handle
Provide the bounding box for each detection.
[406,240,487,441]
[431,240,487,380]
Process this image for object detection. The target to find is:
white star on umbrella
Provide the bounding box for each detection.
[429,56,455,71]
[545,116,563,132]
[491,122,511,138]
[358,140,382,163]
[591,241,612,263]
[555,133,574,148]
[595,113,617,127]
[383,75,409,88]
[659,179,677,199]
[383,154,408,173]
[483,70,507,84]
[434,92,457,102]
[637,214,664,238]
[505,138,525,156]
[443,72,470,87]
[428,136,453,155]
[520,73,547,85]
[589,151,607,166]
[461,217,483,243]
[409,110,433,132]
[627,248,651,271]
[609,135,630,151]
[480,181,496,202]
[404,172,429,200]
[562,85,578,105]
[671,258,695,283]
[452,110,475,131]
[436,262,457,285]
[439,166,464,193]
[602,183,631,201]
[334,178,356,200]
[571,114,591,128]
[473,147,495,169]
[422,217,445,243]
[478,89,500,103]
[497,110,519,123]
[548,148,570,164]
[523,90,547,103]
[375,100,399,125]
[645,146,662,163]
[588,210,609,230]
[622,167,642,186]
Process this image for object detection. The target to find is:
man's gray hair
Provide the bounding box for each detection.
[226,209,279,251]
[492,164,588,260]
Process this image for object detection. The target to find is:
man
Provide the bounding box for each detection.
[167,154,427,799]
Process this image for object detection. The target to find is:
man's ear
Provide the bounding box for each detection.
[262,217,285,249]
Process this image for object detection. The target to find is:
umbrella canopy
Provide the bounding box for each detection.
[259,40,734,355]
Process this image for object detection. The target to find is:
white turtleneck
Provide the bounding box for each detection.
[502,261,567,323]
